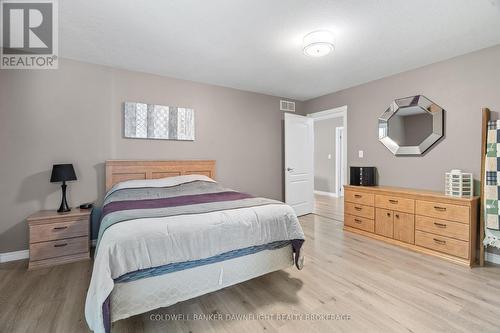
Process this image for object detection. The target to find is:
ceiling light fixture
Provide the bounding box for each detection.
[303,30,334,57]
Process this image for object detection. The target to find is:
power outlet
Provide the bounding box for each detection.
[358,150,364,158]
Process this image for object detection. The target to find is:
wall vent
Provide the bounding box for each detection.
[280,100,295,112]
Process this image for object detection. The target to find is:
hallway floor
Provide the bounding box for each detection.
[314,193,344,222]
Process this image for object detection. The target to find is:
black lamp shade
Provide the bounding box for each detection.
[50,164,77,183]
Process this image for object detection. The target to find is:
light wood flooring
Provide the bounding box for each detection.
[314,193,344,221]
[1,195,500,332]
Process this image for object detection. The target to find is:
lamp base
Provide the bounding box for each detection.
[57,183,71,213]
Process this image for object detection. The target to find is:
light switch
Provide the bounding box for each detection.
[358,150,364,158]
[327,154,332,160]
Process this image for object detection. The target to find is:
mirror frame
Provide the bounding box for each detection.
[378,95,444,155]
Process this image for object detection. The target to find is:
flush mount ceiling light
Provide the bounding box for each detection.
[303,30,334,57]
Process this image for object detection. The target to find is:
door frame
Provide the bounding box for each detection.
[308,105,348,197]
[335,126,344,197]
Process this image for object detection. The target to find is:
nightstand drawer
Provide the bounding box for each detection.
[29,236,88,261]
[30,218,88,243]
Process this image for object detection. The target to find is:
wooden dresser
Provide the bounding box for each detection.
[27,209,91,270]
[344,185,479,266]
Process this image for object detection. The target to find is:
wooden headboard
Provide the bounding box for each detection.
[105,160,216,191]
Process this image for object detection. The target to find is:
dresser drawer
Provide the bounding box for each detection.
[416,200,469,224]
[29,236,88,261]
[344,190,374,206]
[415,215,469,241]
[415,230,468,259]
[375,195,414,214]
[30,218,88,243]
[345,202,375,219]
[344,214,374,233]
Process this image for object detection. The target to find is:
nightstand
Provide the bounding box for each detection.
[27,208,91,270]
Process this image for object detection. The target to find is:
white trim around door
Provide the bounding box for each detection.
[308,105,348,198]
[335,126,345,197]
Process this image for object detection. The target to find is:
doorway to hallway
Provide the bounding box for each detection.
[308,105,347,222]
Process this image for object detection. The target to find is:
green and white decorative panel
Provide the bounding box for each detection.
[484,120,500,230]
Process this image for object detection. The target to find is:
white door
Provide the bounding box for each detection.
[285,113,314,216]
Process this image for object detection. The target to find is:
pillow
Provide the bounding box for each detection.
[106,174,215,197]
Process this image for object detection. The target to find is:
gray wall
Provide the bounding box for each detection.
[0,58,302,252]
[314,117,343,193]
[2,45,500,254]
[400,113,433,146]
[303,44,500,192]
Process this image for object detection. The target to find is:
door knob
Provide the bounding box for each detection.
[287,167,294,172]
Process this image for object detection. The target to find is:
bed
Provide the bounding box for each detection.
[85,160,305,333]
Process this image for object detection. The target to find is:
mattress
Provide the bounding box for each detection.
[111,244,294,322]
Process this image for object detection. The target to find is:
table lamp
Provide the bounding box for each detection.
[50,164,77,213]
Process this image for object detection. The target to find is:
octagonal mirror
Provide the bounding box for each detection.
[378,95,444,155]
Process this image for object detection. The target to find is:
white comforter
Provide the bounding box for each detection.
[85,176,304,333]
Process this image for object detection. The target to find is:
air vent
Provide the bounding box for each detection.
[280,100,295,112]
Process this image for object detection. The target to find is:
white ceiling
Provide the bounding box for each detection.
[60,0,500,101]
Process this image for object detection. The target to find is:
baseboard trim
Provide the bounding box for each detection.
[314,190,338,198]
[485,251,500,265]
[2,243,499,265]
[0,249,29,263]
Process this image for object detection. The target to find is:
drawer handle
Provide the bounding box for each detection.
[53,226,68,231]
[434,206,447,211]
[395,214,399,218]
[433,238,446,245]
[354,207,362,211]
[54,243,68,248]
[354,194,362,198]
[434,222,447,228]
[354,218,362,224]
[389,199,398,204]
[386,212,391,217]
